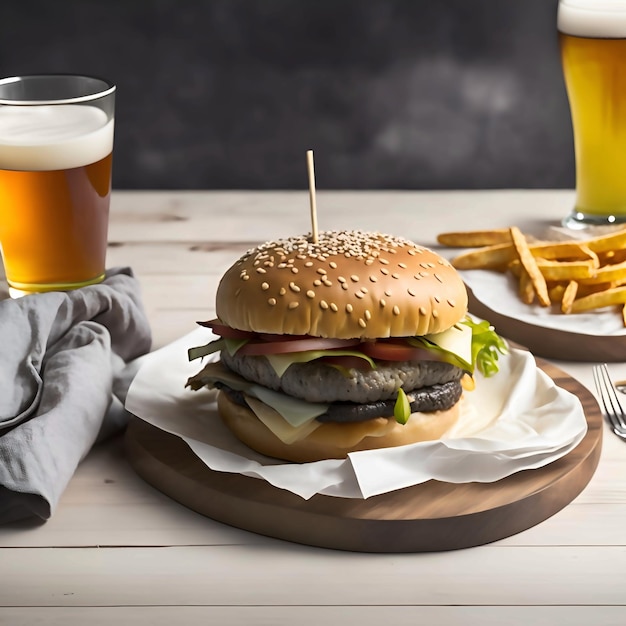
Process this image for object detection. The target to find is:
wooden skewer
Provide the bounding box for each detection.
[306,149,319,243]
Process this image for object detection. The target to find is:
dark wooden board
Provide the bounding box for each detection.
[124,358,602,553]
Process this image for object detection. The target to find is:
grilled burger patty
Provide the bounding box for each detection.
[218,379,463,423]
[220,350,464,404]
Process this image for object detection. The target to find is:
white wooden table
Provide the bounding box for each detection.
[1,190,625,626]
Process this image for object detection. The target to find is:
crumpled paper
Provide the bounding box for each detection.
[125,327,588,500]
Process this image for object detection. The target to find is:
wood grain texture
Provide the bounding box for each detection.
[125,358,602,553]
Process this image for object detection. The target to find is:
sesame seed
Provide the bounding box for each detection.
[385,289,392,297]
[398,263,407,268]
[380,298,386,307]
[433,310,439,318]
[391,273,399,279]
[278,263,287,269]
[288,302,299,310]
[289,282,300,293]
[434,273,443,283]
[360,287,368,294]
[350,275,359,282]
[323,279,332,286]
[320,300,329,310]
[408,288,416,296]
[380,268,389,275]
[279,287,286,295]
[358,318,367,328]
[261,282,270,290]
[297,254,307,260]
[314,279,322,286]
[369,275,378,283]
[355,291,364,299]
[419,306,427,315]
[329,261,337,269]
[447,299,455,307]
[408,249,416,256]
[256,268,267,274]
[341,283,348,290]
[392,306,400,315]
[305,261,314,267]
[306,290,315,298]
[364,310,371,320]
[380,259,389,265]
[242,275,250,281]
[346,304,353,313]
[330,303,338,312]
[268,297,277,306]
[434,296,441,303]
[291,267,299,274]
[317,268,327,275]
[338,276,346,283]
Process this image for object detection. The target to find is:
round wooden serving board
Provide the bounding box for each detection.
[125,358,602,553]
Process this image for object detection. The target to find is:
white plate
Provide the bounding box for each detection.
[125,328,588,500]
[461,269,626,361]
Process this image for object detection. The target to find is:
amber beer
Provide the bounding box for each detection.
[0,76,115,296]
[558,0,626,227]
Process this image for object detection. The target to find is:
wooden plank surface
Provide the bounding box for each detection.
[1,190,625,625]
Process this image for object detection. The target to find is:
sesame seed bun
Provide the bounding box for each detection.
[217,391,461,463]
[216,230,468,339]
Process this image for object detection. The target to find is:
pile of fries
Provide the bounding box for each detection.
[437,226,626,325]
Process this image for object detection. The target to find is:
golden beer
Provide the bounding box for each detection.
[0,75,115,296]
[0,153,112,290]
[558,0,626,227]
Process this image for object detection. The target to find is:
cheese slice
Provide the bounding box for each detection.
[424,323,472,369]
[187,361,328,427]
[244,395,322,444]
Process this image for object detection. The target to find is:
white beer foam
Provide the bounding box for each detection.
[0,105,113,171]
[558,0,626,38]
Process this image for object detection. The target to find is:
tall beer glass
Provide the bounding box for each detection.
[559,0,626,229]
[0,75,115,297]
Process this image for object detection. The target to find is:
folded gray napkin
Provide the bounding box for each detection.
[0,267,152,523]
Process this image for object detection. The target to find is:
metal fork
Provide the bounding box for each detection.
[593,363,626,441]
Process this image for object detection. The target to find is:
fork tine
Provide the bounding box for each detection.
[594,364,626,432]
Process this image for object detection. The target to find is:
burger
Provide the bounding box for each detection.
[186,230,506,463]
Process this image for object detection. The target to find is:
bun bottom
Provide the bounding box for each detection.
[217,391,460,463]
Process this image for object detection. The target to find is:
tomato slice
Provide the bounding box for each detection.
[358,340,439,362]
[239,337,361,356]
[196,319,255,340]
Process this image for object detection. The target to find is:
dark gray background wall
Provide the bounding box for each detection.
[1,0,573,190]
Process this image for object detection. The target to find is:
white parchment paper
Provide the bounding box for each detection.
[125,328,588,500]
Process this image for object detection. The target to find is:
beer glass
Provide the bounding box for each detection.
[558,0,626,229]
[0,74,115,297]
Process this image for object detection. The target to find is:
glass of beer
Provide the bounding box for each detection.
[558,0,626,229]
[0,74,115,297]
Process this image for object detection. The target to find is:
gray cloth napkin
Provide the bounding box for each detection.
[0,267,152,523]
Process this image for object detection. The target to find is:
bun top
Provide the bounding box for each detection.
[216,230,468,339]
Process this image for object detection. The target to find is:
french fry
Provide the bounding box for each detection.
[450,243,516,270]
[510,227,551,306]
[561,280,578,314]
[578,259,626,284]
[548,283,567,303]
[519,269,535,304]
[569,286,626,313]
[437,229,512,247]
[439,224,626,325]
